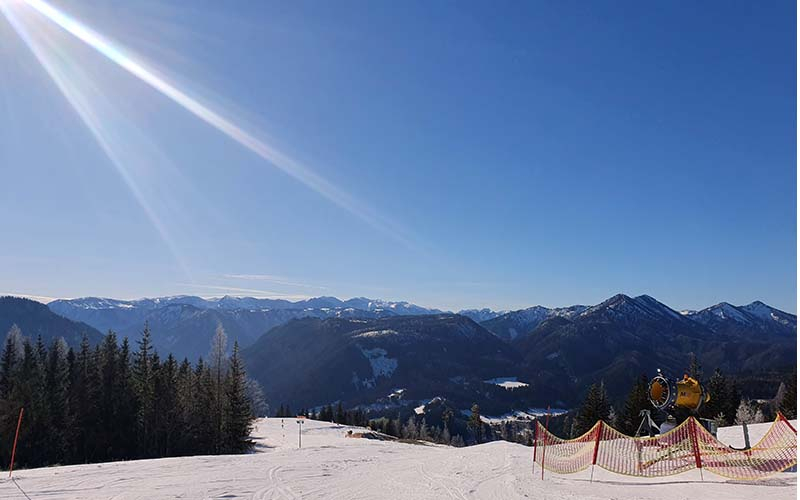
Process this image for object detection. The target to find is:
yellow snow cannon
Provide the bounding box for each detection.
[648,371,710,413]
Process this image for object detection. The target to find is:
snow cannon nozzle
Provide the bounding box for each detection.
[648,372,710,414]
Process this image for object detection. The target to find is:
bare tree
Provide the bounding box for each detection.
[209,324,228,452]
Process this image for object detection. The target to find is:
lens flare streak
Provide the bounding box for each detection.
[5,0,410,247]
[0,1,193,277]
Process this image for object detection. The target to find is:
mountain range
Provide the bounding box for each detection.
[47,296,438,360]
[238,294,795,412]
[5,292,789,414]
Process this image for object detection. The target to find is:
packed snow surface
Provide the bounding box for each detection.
[1,418,794,499]
[716,418,797,449]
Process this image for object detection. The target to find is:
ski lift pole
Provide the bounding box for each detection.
[296,416,306,449]
[9,407,23,478]
[532,420,538,474]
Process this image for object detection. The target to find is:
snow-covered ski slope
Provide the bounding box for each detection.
[0,418,795,499]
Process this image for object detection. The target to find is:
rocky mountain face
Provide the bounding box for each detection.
[479,305,588,341]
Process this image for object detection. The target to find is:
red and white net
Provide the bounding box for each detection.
[533,413,797,480]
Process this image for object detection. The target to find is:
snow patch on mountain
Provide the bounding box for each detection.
[458,308,506,322]
[461,407,568,424]
[484,377,529,389]
[359,347,398,379]
[354,329,400,338]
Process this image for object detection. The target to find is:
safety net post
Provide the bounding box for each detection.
[590,422,602,482]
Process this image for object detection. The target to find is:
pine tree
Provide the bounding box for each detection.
[419,418,431,441]
[224,342,253,453]
[467,403,483,443]
[335,401,345,424]
[44,337,70,464]
[8,339,37,467]
[115,338,137,459]
[0,325,22,399]
[245,378,267,417]
[702,368,728,421]
[687,353,703,380]
[442,408,453,433]
[560,414,573,438]
[779,372,797,419]
[209,325,228,453]
[133,324,155,457]
[441,425,451,445]
[98,332,119,460]
[75,335,101,463]
[574,382,611,436]
[155,354,179,456]
[193,358,215,454]
[619,375,651,435]
[402,416,418,439]
[175,358,196,456]
[28,336,51,465]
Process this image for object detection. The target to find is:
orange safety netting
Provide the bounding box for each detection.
[533,413,797,480]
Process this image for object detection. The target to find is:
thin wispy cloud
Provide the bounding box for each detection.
[175,283,312,300]
[223,274,328,290]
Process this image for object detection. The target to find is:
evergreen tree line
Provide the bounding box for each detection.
[366,414,466,447]
[0,323,256,469]
[273,401,371,428]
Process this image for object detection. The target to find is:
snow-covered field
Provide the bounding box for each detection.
[0,418,795,499]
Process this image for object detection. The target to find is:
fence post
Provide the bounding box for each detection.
[741,422,751,449]
[540,407,551,480]
[688,417,703,481]
[9,407,23,479]
[778,412,797,433]
[590,421,602,483]
[532,420,538,474]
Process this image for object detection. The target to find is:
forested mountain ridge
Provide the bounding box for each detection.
[3,293,793,416]
[0,296,103,347]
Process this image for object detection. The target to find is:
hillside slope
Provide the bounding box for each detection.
[243,314,521,410]
[1,418,794,500]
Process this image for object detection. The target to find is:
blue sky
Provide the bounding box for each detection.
[0,0,795,312]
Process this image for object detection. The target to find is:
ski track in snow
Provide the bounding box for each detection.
[0,418,795,499]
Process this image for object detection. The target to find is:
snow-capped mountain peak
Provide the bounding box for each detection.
[684,300,796,336]
[579,294,683,323]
